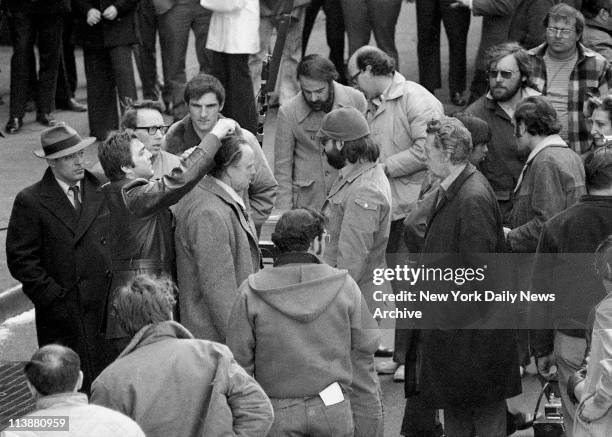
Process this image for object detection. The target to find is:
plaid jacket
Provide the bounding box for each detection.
[527,43,612,155]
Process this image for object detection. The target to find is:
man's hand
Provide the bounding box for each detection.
[87,8,102,26]
[451,0,470,7]
[102,5,118,20]
[211,118,237,139]
[536,353,556,378]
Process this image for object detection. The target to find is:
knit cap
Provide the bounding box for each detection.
[317,107,370,141]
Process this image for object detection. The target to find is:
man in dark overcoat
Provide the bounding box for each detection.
[72,0,139,140]
[413,117,521,437]
[6,123,112,393]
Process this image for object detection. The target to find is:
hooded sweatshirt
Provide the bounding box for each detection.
[227,258,380,398]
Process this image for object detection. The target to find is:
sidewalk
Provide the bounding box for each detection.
[0,4,482,315]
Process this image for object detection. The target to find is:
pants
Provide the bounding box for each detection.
[84,46,137,140]
[9,10,63,117]
[56,12,78,104]
[444,400,506,437]
[158,0,212,117]
[555,331,588,437]
[134,0,161,101]
[416,0,470,94]
[206,51,258,135]
[302,0,346,83]
[387,219,410,363]
[268,396,353,437]
[249,7,305,106]
[340,0,402,66]
[401,395,442,437]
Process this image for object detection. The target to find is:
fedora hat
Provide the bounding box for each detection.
[33,123,96,159]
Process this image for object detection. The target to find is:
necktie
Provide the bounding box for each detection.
[69,185,81,214]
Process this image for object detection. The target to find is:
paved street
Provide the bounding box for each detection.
[0,4,543,436]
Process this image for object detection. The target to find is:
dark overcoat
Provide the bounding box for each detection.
[412,164,521,407]
[72,0,139,48]
[6,169,112,391]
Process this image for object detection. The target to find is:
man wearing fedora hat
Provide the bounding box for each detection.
[6,122,112,393]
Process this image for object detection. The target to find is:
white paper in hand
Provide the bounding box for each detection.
[319,382,344,406]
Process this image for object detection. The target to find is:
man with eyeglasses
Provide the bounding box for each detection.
[527,2,612,155]
[7,123,112,393]
[96,117,237,361]
[466,42,541,216]
[121,100,180,179]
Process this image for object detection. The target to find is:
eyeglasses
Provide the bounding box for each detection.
[135,125,169,135]
[546,27,575,37]
[59,150,86,162]
[487,69,519,80]
[350,69,364,86]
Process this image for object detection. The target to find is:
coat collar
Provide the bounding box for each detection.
[198,176,260,250]
[295,81,353,124]
[426,163,478,228]
[118,321,193,358]
[327,161,378,198]
[38,168,103,235]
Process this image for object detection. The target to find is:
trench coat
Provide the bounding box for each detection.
[6,169,112,391]
[173,176,262,343]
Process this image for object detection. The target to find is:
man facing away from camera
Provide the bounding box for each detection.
[91,275,274,437]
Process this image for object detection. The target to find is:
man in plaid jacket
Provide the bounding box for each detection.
[527,3,612,156]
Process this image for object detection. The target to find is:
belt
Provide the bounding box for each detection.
[112,259,171,271]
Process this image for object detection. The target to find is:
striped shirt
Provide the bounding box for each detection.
[528,43,612,155]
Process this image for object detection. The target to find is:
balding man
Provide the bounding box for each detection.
[4,345,144,437]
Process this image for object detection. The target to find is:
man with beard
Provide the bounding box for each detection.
[274,54,367,212]
[318,107,390,436]
[466,42,540,216]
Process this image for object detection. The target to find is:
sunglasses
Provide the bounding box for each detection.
[487,69,518,80]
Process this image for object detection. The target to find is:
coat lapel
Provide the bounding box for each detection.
[38,168,78,233]
[74,172,106,244]
[426,164,477,230]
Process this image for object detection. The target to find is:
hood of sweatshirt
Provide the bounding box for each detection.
[247,263,350,323]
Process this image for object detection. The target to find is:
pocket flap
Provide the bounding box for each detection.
[354,198,377,211]
[294,179,315,188]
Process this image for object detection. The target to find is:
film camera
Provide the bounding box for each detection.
[533,382,564,437]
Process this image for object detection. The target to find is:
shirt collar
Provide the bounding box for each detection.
[439,163,468,192]
[526,134,567,164]
[211,176,246,210]
[54,177,81,196]
[338,161,378,182]
[36,392,88,410]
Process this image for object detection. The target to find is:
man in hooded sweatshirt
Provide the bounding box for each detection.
[227,208,382,437]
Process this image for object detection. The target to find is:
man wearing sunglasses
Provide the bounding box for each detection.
[466,42,540,216]
[527,2,612,156]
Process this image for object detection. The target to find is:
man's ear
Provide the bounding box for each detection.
[599,8,610,21]
[74,371,83,392]
[120,165,133,177]
[335,140,344,151]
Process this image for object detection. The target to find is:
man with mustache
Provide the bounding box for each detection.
[274,54,367,212]
[466,42,540,216]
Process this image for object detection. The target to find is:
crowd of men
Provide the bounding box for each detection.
[5,1,612,437]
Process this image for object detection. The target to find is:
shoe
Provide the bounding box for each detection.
[5,117,23,134]
[36,113,56,126]
[374,346,394,357]
[376,360,399,374]
[57,98,87,112]
[393,364,405,382]
[450,91,467,107]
